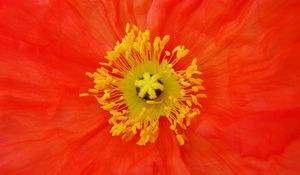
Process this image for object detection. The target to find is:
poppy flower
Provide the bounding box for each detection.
[1,0,300,174]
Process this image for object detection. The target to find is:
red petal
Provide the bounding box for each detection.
[147,0,251,46]
[182,0,300,158]
[0,0,109,65]
[155,118,191,175]
[182,131,300,175]
[0,45,110,173]
[267,137,300,175]
[217,109,300,158]
[68,0,153,42]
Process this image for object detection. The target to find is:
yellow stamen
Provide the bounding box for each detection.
[81,24,205,145]
[176,134,185,146]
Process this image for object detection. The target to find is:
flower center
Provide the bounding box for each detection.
[135,72,164,100]
[80,24,206,146]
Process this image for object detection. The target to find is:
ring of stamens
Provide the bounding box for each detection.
[80,24,206,146]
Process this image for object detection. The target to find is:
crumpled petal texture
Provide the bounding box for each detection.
[1,0,300,174]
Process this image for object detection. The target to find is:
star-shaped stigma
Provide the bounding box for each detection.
[135,72,164,100]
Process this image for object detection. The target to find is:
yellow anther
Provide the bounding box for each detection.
[85,72,93,78]
[191,95,199,105]
[176,134,185,146]
[79,93,89,97]
[188,110,200,118]
[165,51,171,56]
[161,35,170,46]
[88,89,99,93]
[197,94,207,98]
[126,23,130,33]
[189,78,203,84]
[181,81,191,87]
